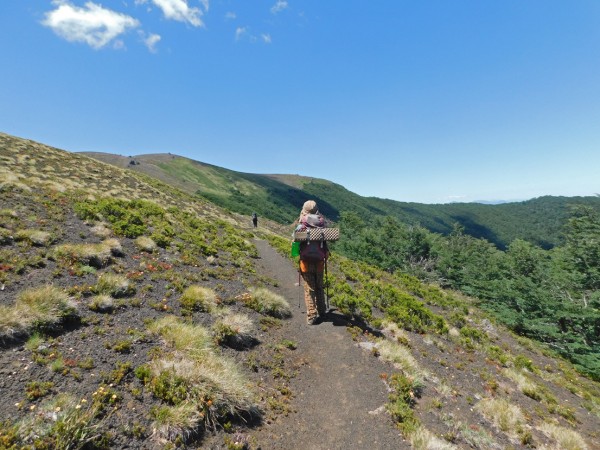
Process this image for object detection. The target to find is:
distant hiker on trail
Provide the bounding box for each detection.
[295,200,328,325]
[252,212,258,228]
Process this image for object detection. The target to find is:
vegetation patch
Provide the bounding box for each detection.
[93,273,134,298]
[180,285,219,314]
[212,313,255,348]
[144,316,259,441]
[537,422,589,450]
[0,285,77,340]
[15,229,54,246]
[134,236,157,253]
[475,397,525,440]
[53,242,113,268]
[243,288,292,318]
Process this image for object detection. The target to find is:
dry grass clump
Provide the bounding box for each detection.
[180,285,219,313]
[0,226,13,245]
[502,368,540,399]
[88,295,115,313]
[134,236,157,252]
[212,313,254,348]
[245,287,292,318]
[537,422,589,450]
[0,285,77,339]
[90,223,112,238]
[54,242,112,268]
[93,273,134,298]
[102,238,123,256]
[376,339,425,379]
[0,172,32,192]
[12,392,111,448]
[475,397,525,438]
[410,426,458,450]
[147,315,213,357]
[145,316,258,439]
[151,403,200,442]
[15,229,54,246]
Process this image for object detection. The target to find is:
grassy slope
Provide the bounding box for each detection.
[82,150,600,249]
[2,132,600,449]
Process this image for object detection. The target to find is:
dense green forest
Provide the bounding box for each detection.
[335,206,600,380]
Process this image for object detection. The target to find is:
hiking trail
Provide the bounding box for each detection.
[251,239,409,450]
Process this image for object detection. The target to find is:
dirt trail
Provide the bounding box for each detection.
[251,239,409,450]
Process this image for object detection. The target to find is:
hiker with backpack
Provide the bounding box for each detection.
[252,212,258,228]
[295,200,329,325]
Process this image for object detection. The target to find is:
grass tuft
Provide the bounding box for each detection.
[134,236,157,252]
[410,425,458,450]
[0,285,77,340]
[15,229,54,246]
[88,295,115,313]
[537,422,589,450]
[54,243,112,268]
[146,316,259,437]
[179,285,219,313]
[475,397,525,438]
[212,313,254,348]
[245,287,292,318]
[93,273,134,298]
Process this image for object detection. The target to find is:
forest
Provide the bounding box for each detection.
[335,205,600,380]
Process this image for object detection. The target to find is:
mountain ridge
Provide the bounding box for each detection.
[81,150,600,250]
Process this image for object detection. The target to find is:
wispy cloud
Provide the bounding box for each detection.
[271,0,288,14]
[42,0,139,49]
[261,33,272,44]
[235,26,247,41]
[149,0,207,27]
[142,32,161,52]
[225,11,236,20]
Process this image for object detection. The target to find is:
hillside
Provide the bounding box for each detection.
[2,132,600,450]
[82,150,600,249]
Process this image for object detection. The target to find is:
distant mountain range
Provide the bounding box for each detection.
[82,151,600,250]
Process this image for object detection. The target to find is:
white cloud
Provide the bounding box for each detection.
[150,0,206,27]
[261,33,272,44]
[271,0,288,14]
[142,32,161,52]
[235,26,247,41]
[42,0,139,49]
[225,11,236,20]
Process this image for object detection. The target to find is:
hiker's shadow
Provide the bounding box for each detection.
[321,310,383,337]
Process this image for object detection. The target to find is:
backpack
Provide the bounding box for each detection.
[299,240,328,262]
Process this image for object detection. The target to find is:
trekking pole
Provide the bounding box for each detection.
[298,264,302,309]
[324,258,330,312]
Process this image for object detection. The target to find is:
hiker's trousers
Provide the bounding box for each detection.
[300,261,326,321]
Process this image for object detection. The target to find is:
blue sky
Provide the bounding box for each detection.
[1,1,599,204]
